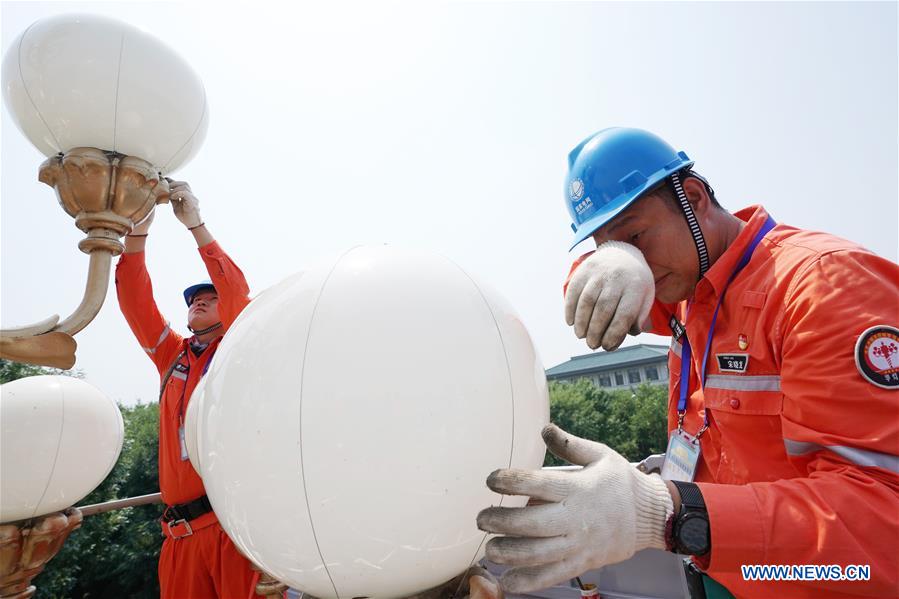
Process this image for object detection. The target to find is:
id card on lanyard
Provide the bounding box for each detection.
[661,216,776,482]
[661,429,702,482]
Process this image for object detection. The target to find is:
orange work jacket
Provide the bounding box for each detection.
[566,206,899,598]
[116,241,250,506]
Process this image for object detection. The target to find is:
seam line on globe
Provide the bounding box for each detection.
[112,33,124,152]
[450,261,517,596]
[17,21,63,152]
[32,381,68,520]
[161,89,207,174]
[297,246,360,599]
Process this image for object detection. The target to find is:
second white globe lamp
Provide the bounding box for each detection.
[189,245,549,598]
[0,376,124,523]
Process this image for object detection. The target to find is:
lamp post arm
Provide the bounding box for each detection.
[52,250,112,337]
[0,249,113,369]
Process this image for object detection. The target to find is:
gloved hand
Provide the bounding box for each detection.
[130,208,155,235]
[167,179,203,229]
[564,241,654,351]
[476,424,673,594]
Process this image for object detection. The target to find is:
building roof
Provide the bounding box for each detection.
[545,344,669,378]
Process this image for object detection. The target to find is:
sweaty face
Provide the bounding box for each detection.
[187,290,221,331]
[591,193,700,304]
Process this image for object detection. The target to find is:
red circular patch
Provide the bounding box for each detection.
[856,326,899,389]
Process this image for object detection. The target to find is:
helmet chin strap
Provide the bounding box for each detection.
[188,322,223,336]
[668,171,710,278]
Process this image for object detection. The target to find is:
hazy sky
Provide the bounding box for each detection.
[2,1,897,406]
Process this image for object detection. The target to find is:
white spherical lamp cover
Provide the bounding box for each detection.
[2,13,207,174]
[192,245,549,598]
[0,376,124,523]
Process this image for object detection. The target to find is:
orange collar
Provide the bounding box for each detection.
[698,205,773,298]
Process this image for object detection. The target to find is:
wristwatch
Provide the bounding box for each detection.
[667,480,711,556]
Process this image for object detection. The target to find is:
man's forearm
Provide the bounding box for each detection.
[190,224,214,248]
[124,234,147,254]
[665,480,682,513]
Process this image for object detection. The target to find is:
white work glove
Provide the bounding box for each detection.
[476,424,673,594]
[564,241,655,351]
[167,179,203,229]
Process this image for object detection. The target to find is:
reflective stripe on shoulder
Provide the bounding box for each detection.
[705,374,781,392]
[143,324,171,355]
[670,338,682,358]
[784,439,899,473]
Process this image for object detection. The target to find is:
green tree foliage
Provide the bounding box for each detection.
[1,359,162,598]
[546,380,668,465]
[0,359,83,383]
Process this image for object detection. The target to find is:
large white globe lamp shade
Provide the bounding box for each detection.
[191,246,549,598]
[1,376,124,523]
[2,13,207,174]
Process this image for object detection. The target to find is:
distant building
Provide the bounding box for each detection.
[546,344,669,389]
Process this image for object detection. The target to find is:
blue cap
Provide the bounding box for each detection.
[183,280,216,306]
[565,127,693,250]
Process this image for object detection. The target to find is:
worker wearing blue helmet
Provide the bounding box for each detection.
[478,128,899,598]
[115,181,262,598]
[182,279,222,337]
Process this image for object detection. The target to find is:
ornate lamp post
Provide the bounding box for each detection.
[0,149,172,369]
[0,13,208,369]
[0,13,207,595]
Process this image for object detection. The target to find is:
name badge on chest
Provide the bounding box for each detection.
[716,353,749,373]
[660,429,701,482]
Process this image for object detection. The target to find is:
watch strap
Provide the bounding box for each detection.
[672,480,706,510]
[669,481,710,556]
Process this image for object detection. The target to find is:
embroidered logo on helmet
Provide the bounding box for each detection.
[855,325,899,389]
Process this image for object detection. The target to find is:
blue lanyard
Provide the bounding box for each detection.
[677,216,776,433]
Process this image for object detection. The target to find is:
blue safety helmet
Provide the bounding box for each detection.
[565,128,694,250]
[183,280,216,306]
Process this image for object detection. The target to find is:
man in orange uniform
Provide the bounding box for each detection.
[477,128,898,598]
[116,180,264,598]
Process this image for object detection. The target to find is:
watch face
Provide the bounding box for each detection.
[678,513,710,555]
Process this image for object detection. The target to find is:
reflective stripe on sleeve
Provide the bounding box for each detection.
[705,374,781,392]
[170,370,188,382]
[784,439,899,473]
[143,324,171,355]
[670,339,682,358]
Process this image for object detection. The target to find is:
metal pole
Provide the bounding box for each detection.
[76,492,162,517]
